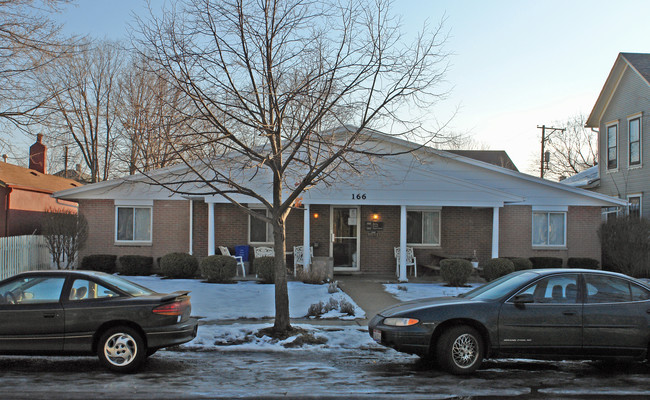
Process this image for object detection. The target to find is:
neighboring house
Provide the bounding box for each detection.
[1,134,81,237]
[586,52,650,219]
[560,165,599,190]
[53,129,625,279]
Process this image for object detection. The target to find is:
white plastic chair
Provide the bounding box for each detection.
[219,246,246,276]
[394,247,417,277]
[293,245,314,276]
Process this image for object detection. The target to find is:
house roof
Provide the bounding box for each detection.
[558,165,599,189]
[445,150,518,171]
[53,127,626,208]
[587,52,650,127]
[0,162,83,193]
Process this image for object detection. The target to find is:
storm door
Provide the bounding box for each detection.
[331,207,360,271]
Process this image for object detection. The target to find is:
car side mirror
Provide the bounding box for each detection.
[513,293,535,304]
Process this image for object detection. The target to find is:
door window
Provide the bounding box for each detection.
[69,279,118,301]
[0,276,65,304]
[585,274,636,303]
[514,274,579,304]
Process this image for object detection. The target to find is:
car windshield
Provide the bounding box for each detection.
[460,271,540,301]
[98,274,155,297]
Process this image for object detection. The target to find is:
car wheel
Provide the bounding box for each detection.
[436,325,483,374]
[97,326,146,373]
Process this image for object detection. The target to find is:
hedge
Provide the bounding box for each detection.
[567,257,600,269]
[81,254,117,273]
[440,259,474,287]
[160,252,199,278]
[483,258,515,282]
[529,257,563,268]
[200,255,237,283]
[118,255,153,276]
[254,256,275,284]
[507,257,533,271]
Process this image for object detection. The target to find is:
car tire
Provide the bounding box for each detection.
[436,325,483,374]
[97,326,146,373]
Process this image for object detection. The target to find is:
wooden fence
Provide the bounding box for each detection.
[0,235,51,280]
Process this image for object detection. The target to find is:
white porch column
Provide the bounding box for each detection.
[189,200,193,255]
[208,202,215,256]
[399,205,408,282]
[492,207,500,259]
[303,204,311,270]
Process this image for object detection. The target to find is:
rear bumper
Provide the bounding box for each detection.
[145,318,198,350]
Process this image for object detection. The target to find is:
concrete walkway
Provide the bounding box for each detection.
[336,275,403,326]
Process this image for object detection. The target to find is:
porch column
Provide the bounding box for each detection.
[208,202,215,256]
[492,207,500,259]
[189,200,193,255]
[303,203,311,270]
[399,205,408,282]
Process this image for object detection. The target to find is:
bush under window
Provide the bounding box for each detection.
[529,257,563,268]
[567,257,600,269]
[81,254,117,273]
[200,255,237,283]
[483,258,515,282]
[160,252,198,279]
[440,259,474,287]
[118,255,153,276]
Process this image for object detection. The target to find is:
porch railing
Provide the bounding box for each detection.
[0,235,51,280]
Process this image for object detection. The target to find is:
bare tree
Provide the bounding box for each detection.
[40,41,124,182]
[42,208,88,269]
[0,0,78,150]
[545,114,598,181]
[137,0,450,334]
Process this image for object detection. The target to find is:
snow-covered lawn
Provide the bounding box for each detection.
[384,282,482,302]
[126,275,365,321]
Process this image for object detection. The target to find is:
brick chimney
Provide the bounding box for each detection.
[29,134,47,174]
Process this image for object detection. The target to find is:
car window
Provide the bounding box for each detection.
[0,277,65,304]
[96,274,154,297]
[585,275,632,303]
[514,274,579,304]
[69,279,119,301]
[631,283,650,301]
[461,271,540,301]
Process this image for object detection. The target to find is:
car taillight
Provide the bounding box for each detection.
[153,298,190,316]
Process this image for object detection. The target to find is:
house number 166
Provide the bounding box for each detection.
[352,193,367,200]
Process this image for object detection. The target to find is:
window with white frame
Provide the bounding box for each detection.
[607,123,618,170]
[628,195,642,218]
[629,116,641,166]
[532,211,566,247]
[407,210,440,246]
[249,208,273,243]
[116,206,152,242]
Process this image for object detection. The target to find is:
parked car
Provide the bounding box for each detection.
[0,270,198,373]
[369,269,650,374]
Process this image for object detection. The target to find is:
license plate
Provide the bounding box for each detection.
[372,329,382,342]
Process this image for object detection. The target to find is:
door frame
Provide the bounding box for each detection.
[330,205,361,272]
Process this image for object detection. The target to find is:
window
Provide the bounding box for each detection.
[627,195,641,218]
[0,276,65,304]
[116,207,152,242]
[69,279,118,301]
[513,274,579,304]
[532,211,566,246]
[585,274,634,303]
[407,210,440,246]
[629,117,641,166]
[607,123,617,170]
[249,208,273,243]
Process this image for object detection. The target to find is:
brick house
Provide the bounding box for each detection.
[1,135,81,237]
[53,131,624,279]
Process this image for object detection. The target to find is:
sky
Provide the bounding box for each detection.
[49,0,650,175]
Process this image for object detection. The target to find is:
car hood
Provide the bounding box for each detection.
[377,296,476,318]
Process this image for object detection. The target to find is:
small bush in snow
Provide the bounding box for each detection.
[307,301,324,317]
[254,256,275,284]
[397,285,408,292]
[297,267,327,284]
[324,297,339,312]
[328,281,338,293]
[160,252,198,278]
[339,299,355,316]
[200,255,237,283]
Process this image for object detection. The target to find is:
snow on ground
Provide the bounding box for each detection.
[125,276,365,321]
[384,282,482,302]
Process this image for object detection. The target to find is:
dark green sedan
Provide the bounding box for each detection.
[0,270,198,373]
[369,269,650,374]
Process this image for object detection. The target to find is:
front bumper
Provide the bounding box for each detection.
[368,314,432,356]
[145,317,199,350]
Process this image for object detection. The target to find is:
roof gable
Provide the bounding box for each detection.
[0,162,82,193]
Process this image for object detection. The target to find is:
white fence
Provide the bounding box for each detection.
[0,235,52,280]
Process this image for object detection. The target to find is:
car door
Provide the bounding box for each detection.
[0,275,66,351]
[498,273,582,356]
[582,273,650,357]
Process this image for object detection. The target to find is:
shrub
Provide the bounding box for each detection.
[117,255,153,276]
[327,281,338,293]
[254,256,275,284]
[567,257,600,269]
[529,257,563,268]
[507,257,533,271]
[200,255,237,283]
[599,217,650,278]
[440,259,474,287]
[81,254,117,273]
[483,258,515,282]
[160,252,198,278]
[339,299,355,316]
[307,301,324,317]
[297,267,327,284]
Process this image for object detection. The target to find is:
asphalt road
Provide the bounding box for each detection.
[0,349,649,399]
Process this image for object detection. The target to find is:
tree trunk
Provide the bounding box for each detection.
[272,216,291,332]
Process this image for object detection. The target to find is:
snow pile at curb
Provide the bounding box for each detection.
[384,282,480,302]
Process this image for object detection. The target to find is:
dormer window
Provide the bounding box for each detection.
[607,123,618,170]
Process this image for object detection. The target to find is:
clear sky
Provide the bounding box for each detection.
[52,0,650,175]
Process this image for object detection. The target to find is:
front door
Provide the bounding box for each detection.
[331,207,360,272]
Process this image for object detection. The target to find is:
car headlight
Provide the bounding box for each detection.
[383,317,420,326]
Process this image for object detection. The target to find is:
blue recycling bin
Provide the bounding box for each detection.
[235,245,250,262]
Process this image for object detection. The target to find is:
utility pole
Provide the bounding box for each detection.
[537,125,566,178]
